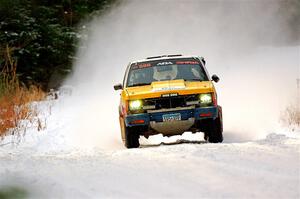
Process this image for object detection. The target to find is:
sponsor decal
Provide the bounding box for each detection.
[161,93,178,97]
[138,63,151,68]
[152,86,185,92]
[131,59,198,70]
[132,63,151,70]
[176,61,199,65]
[156,62,173,66]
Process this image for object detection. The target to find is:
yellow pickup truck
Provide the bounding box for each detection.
[114,55,223,148]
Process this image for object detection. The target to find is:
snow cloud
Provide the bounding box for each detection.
[61,0,300,148]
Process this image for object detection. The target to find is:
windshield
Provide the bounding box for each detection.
[127,59,208,87]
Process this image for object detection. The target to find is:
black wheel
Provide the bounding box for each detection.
[207,117,223,143]
[125,127,140,148]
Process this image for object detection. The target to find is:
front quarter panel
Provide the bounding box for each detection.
[119,89,129,117]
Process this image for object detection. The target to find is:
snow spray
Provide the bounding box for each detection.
[60,0,300,148]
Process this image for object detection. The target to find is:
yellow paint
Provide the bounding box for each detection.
[119,79,216,114]
[118,79,217,143]
[121,79,215,101]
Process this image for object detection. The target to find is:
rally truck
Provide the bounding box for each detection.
[114,54,223,148]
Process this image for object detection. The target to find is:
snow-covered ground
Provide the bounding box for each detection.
[0,132,299,198]
[1,0,300,197]
[0,99,299,198]
[0,44,299,198]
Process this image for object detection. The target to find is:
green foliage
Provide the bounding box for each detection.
[0,0,116,89]
[0,186,28,199]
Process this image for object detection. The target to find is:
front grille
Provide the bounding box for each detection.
[144,94,198,109]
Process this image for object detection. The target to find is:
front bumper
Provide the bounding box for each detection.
[125,106,218,127]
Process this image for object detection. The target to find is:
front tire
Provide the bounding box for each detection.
[207,117,223,143]
[125,127,140,148]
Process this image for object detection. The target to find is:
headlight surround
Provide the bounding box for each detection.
[129,100,143,111]
[199,93,213,106]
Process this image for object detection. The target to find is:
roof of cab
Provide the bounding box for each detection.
[131,54,202,64]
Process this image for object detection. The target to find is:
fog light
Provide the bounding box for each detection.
[200,113,212,117]
[130,119,145,124]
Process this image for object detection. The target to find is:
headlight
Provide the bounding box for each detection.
[129,100,143,111]
[199,93,212,105]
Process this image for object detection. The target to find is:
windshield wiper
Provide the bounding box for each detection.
[128,83,151,87]
[182,79,202,82]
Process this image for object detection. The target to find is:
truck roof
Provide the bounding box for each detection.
[131,54,202,64]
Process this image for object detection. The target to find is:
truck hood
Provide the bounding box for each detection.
[124,79,214,100]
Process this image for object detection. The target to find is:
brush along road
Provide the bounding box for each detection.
[114,55,223,148]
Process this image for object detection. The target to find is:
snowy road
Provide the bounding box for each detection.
[0,131,299,198]
[0,43,299,198]
[1,0,300,197]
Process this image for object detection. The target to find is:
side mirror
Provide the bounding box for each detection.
[114,83,123,90]
[211,74,220,83]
